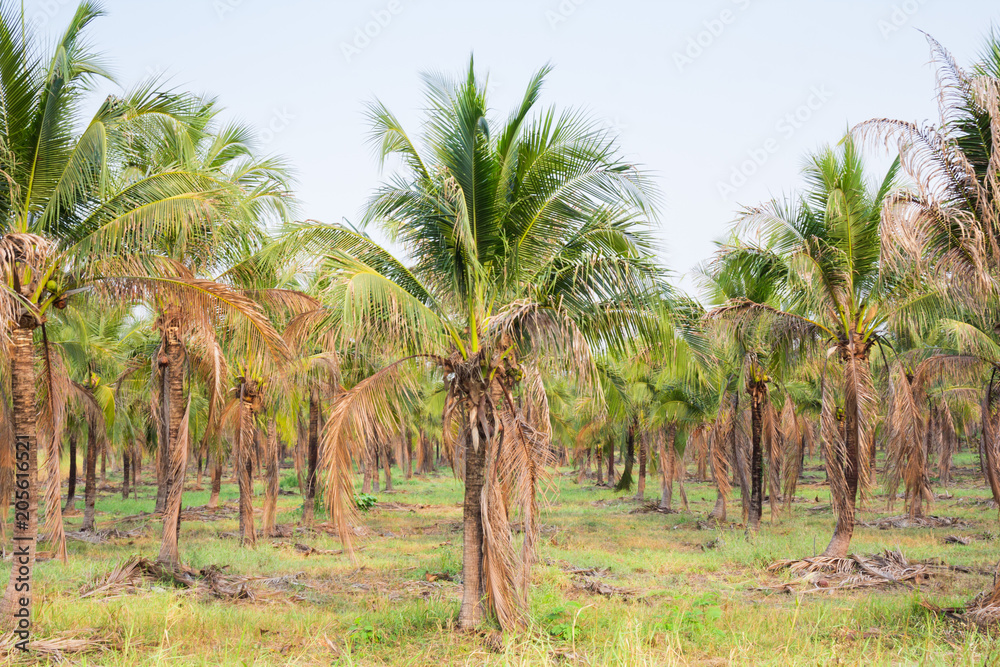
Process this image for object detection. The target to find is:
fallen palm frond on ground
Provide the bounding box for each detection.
[80,556,304,602]
[0,631,108,658]
[763,550,934,593]
[629,501,678,514]
[861,515,968,529]
[66,527,145,543]
[922,585,1000,627]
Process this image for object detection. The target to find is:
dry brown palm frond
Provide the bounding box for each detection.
[709,395,734,518]
[845,352,878,501]
[734,404,752,522]
[780,396,802,509]
[480,376,555,630]
[939,398,957,487]
[884,363,928,516]
[821,376,849,522]
[94,275,290,373]
[981,369,1000,506]
[321,356,439,552]
[490,301,601,398]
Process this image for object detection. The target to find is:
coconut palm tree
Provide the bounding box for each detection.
[704,245,791,530]
[724,137,931,557]
[282,60,661,630]
[0,3,291,622]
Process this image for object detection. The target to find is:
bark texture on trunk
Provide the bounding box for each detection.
[457,429,486,630]
[157,322,187,564]
[0,320,39,635]
[122,446,130,500]
[403,427,413,480]
[208,456,223,508]
[635,432,647,501]
[262,422,279,537]
[303,389,319,524]
[660,428,676,511]
[748,384,765,532]
[82,422,98,531]
[237,414,257,547]
[595,442,604,485]
[65,431,78,512]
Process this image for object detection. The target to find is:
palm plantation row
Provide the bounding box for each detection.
[4,3,1000,643]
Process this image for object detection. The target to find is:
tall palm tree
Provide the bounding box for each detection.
[855,30,1000,614]
[285,60,661,630]
[726,138,925,557]
[0,3,289,623]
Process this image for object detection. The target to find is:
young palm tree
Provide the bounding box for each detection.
[287,60,661,630]
[705,245,791,531]
[726,138,924,557]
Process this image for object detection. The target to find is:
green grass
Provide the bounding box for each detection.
[5,450,1000,665]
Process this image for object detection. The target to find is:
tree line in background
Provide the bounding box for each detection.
[3,1,1000,637]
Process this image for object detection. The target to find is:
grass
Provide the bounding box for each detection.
[5,450,1000,665]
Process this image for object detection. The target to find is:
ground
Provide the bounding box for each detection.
[3,451,1000,666]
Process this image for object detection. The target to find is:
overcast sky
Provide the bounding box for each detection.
[25,0,1000,293]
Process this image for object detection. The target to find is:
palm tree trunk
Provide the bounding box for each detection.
[635,431,647,501]
[577,447,590,484]
[262,421,279,537]
[748,385,765,532]
[0,319,39,637]
[157,327,186,564]
[82,422,98,531]
[382,439,393,492]
[403,427,413,480]
[122,445,130,500]
[660,428,675,511]
[237,408,257,547]
[606,438,616,485]
[458,426,486,630]
[595,442,604,485]
[616,425,635,491]
[303,388,319,523]
[65,431,78,512]
[208,456,223,508]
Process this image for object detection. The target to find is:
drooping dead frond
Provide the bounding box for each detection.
[321,356,434,551]
[981,369,1000,507]
[780,396,802,510]
[938,398,957,487]
[822,377,849,522]
[884,364,930,518]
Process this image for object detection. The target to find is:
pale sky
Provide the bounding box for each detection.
[26,0,1000,293]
